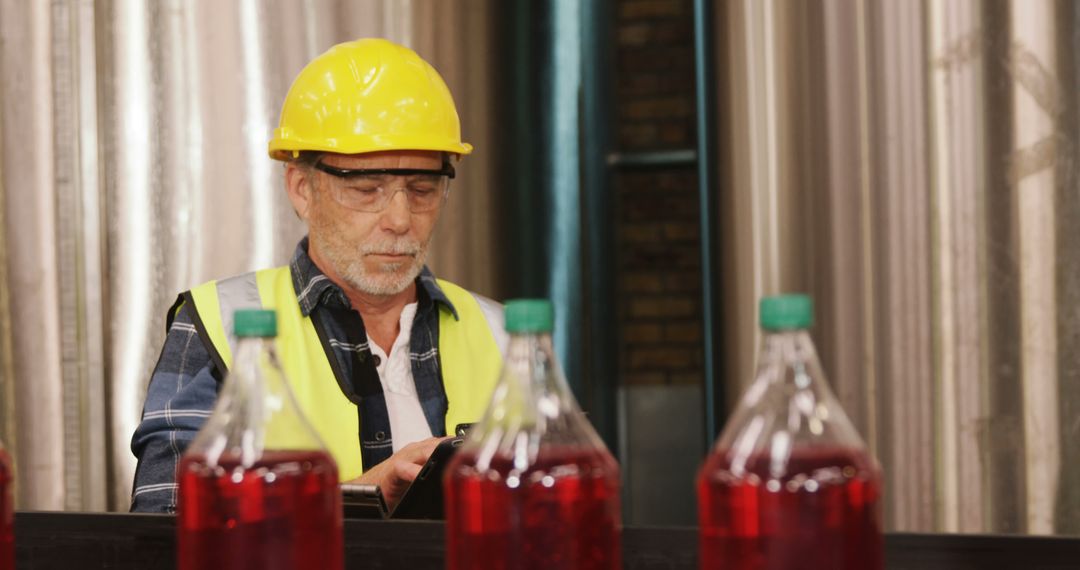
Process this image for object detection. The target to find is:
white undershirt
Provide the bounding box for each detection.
[367,302,433,453]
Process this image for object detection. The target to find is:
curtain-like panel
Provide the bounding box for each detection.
[0,0,71,511]
[717,0,1080,534]
[0,0,495,511]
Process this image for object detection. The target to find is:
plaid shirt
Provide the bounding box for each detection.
[130,237,461,513]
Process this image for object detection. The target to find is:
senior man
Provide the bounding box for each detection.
[130,38,506,513]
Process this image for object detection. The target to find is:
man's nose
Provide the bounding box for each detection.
[379,189,412,233]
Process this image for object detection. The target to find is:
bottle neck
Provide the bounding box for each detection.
[464,328,607,469]
[226,336,273,398]
[483,330,575,439]
[759,329,817,376]
[186,333,330,467]
[504,331,568,397]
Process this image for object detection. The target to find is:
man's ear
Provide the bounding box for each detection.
[285,163,314,220]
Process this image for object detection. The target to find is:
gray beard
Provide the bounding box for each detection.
[310,231,428,297]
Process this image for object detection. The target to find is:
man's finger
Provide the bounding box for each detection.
[403,437,447,463]
[395,461,423,483]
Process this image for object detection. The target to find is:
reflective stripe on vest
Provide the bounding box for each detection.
[187,267,503,481]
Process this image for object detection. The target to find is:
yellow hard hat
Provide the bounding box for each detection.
[268,38,473,161]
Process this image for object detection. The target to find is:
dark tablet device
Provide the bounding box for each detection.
[389,436,465,520]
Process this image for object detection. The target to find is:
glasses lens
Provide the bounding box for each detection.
[327,174,448,213]
[333,175,386,211]
[405,176,448,212]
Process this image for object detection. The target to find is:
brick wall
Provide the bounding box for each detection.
[614,0,702,387]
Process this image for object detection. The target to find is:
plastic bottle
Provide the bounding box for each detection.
[697,294,883,570]
[177,309,342,570]
[0,440,12,569]
[445,299,622,570]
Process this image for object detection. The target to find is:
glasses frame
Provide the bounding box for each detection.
[313,161,456,180]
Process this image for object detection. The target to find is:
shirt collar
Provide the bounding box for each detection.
[288,236,458,320]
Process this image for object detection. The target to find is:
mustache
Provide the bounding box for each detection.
[360,240,422,256]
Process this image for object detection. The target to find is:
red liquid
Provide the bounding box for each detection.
[0,449,12,570]
[697,447,883,570]
[177,449,343,570]
[445,448,622,570]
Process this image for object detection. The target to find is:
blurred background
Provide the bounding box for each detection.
[1,0,1078,538]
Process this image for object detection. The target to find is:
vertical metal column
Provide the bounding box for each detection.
[694,0,723,444]
[503,0,544,297]
[547,0,584,398]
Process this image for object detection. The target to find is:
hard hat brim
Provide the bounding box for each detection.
[269,131,473,161]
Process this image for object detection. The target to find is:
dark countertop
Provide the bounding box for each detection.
[13,511,1080,569]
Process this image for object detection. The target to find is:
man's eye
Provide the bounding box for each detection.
[344,186,381,196]
[408,178,442,195]
[408,186,437,196]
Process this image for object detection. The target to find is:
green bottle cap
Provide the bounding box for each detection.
[759,294,813,331]
[234,309,277,337]
[504,299,554,333]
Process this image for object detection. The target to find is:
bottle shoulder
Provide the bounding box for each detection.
[449,444,619,479]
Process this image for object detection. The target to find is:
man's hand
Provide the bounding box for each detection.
[346,437,447,510]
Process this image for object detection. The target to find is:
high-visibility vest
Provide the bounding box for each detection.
[183,266,503,481]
